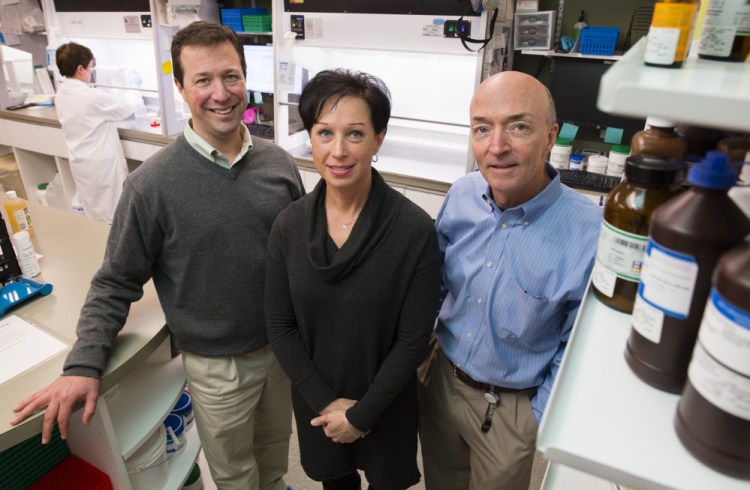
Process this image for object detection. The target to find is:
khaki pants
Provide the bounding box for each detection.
[418,350,537,490]
[183,346,292,490]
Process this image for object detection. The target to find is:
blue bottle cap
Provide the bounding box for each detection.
[687,151,738,190]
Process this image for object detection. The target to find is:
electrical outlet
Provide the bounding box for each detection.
[444,20,458,37]
[444,20,471,38]
[291,15,305,39]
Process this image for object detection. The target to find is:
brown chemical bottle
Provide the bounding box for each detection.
[676,124,726,163]
[698,0,750,62]
[716,133,750,164]
[630,117,688,161]
[592,156,687,313]
[674,242,750,479]
[625,151,750,393]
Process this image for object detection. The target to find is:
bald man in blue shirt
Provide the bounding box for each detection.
[418,71,601,490]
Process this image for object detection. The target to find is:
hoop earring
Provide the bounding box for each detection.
[372,154,379,162]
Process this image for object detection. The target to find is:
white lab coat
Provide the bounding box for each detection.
[55,78,141,223]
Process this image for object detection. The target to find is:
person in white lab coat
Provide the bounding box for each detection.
[54,42,142,223]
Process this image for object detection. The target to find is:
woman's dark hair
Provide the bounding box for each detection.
[298,69,391,134]
[171,20,245,87]
[55,42,94,78]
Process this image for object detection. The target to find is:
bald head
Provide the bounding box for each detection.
[472,71,557,127]
[468,70,559,209]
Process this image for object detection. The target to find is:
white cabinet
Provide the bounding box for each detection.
[5,119,50,153]
[66,341,201,490]
[121,140,159,161]
[538,38,750,490]
[404,188,445,220]
[298,167,321,194]
[46,127,69,158]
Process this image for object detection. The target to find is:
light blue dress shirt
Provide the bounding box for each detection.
[435,165,601,423]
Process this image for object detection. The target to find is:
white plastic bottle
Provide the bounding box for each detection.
[71,192,86,216]
[12,230,41,277]
[36,183,49,206]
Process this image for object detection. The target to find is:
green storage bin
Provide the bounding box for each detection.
[242,14,272,33]
[0,426,71,489]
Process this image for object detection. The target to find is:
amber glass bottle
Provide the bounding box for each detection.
[698,0,750,62]
[644,0,701,68]
[716,134,750,163]
[592,156,686,313]
[630,118,688,161]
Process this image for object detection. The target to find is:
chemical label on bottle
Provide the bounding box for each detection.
[591,261,617,297]
[637,239,698,319]
[645,27,682,64]
[11,208,29,232]
[700,26,740,57]
[594,221,647,282]
[699,0,750,57]
[631,292,666,343]
[688,342,750,422]
[697,288,750,377]
[645,2,699,64]
[569,155,585,171]
[605,161,625,178]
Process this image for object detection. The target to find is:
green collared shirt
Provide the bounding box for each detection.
[183,119,253,169]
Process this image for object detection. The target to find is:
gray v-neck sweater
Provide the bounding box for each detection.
[64,136,304,377]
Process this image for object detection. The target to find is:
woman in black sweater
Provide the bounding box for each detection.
[264,69,442,489]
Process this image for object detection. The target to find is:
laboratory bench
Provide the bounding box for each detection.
[0,106,174,216]
[0,203,200,488]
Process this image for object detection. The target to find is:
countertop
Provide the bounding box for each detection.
[0,106,176,146]
[0,202,167,451]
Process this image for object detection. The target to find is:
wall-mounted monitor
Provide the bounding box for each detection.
[243,44,274,95]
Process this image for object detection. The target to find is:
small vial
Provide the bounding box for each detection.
[12,230,41,277]
[569,154,585,171]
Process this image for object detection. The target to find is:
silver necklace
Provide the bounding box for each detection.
[330,209,360,229]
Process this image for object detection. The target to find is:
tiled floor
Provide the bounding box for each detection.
[195,417,548,490]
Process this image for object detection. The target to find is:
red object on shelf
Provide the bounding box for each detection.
[29,456,112,490]
[150,121,160,127]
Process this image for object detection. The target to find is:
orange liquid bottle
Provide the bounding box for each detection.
[4,190,34,238]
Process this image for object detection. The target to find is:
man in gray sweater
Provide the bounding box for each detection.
[11,21,304,490]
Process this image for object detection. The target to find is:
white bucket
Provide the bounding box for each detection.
[125,424,168,489]
[164,413,186,456]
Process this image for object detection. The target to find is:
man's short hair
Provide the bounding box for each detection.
[171,20,246,87]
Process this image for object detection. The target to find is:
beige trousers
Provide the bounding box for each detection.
[418,350,537,490]
[182,346,292,490]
